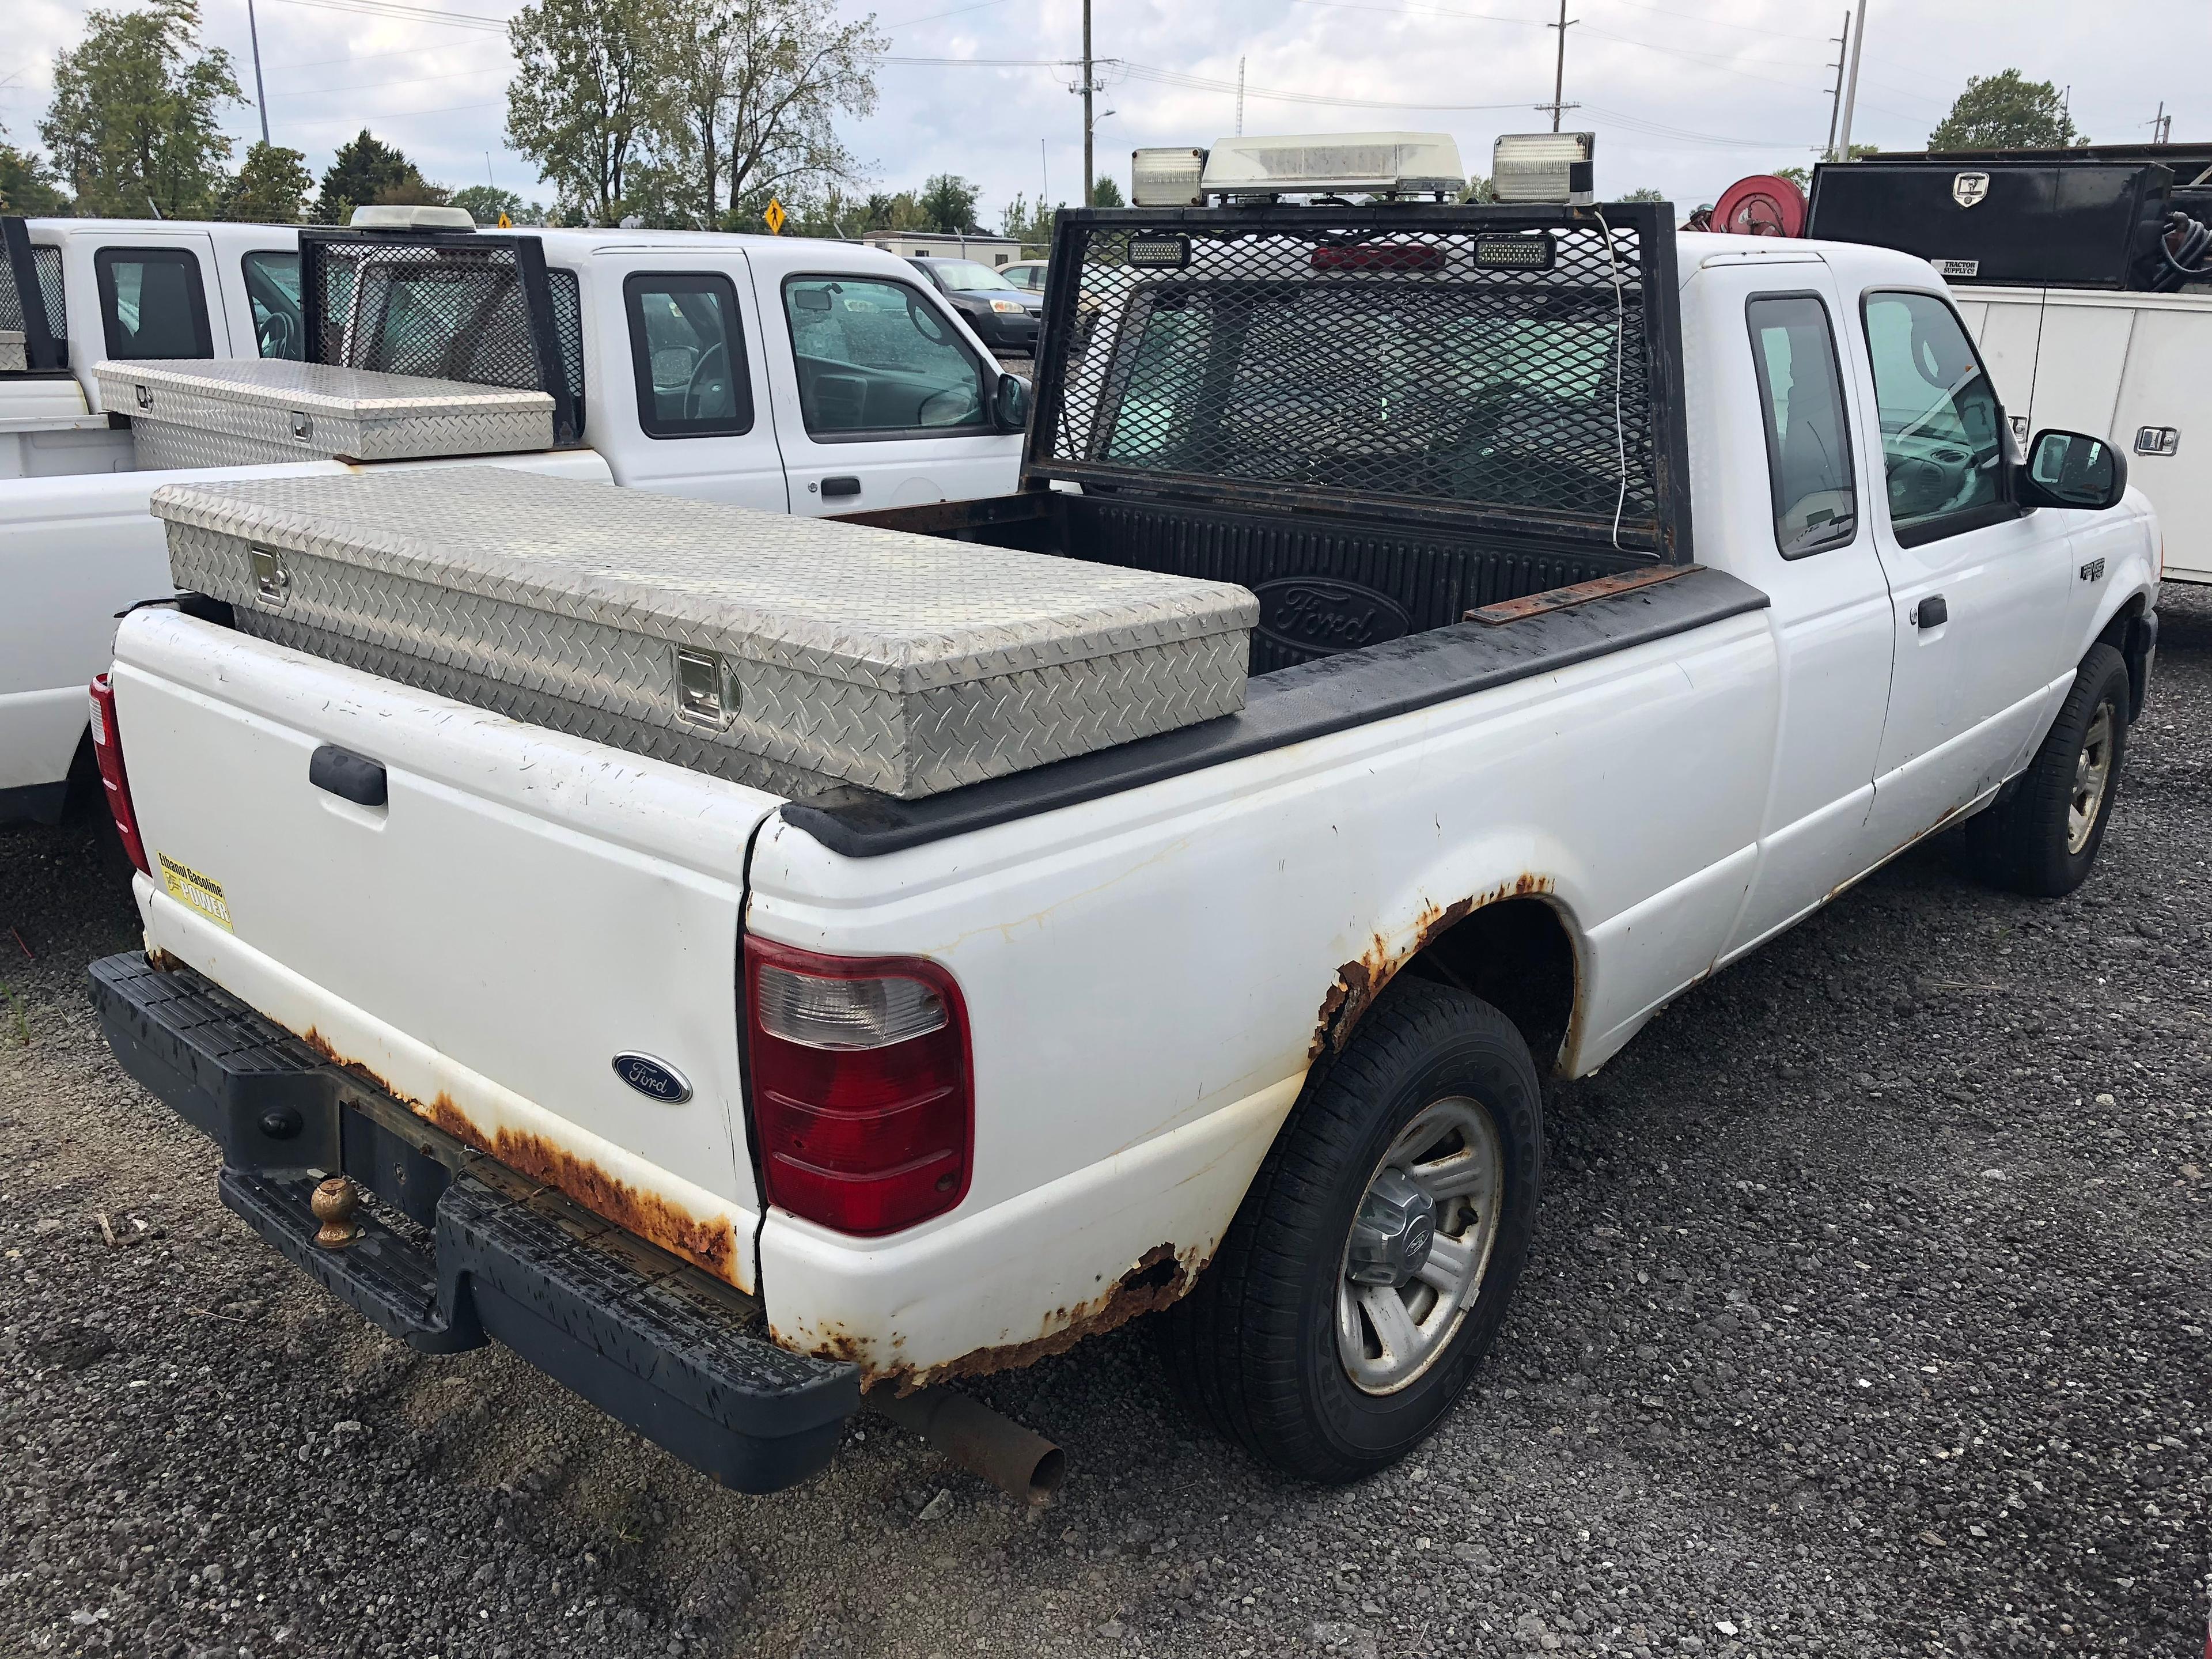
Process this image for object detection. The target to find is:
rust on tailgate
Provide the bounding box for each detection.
[1310,877,1557,1060]
[780,1241,1204,1393]
[298,1028,741,1285]
[1465,564,1697,626]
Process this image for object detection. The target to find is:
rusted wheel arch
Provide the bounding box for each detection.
[1310,883,1582,1077]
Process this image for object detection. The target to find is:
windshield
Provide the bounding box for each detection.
[933,260,1016,291]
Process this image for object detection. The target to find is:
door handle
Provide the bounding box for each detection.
[1913,594,1948,630]
[818,475,862,499]
[309,744,388,807]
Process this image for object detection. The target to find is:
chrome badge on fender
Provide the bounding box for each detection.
[612,1053,692,1103]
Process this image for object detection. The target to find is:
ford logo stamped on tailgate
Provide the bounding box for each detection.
[612,1053,692,1104]
[1252,577,1411,656]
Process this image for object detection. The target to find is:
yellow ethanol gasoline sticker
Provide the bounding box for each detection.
[158,852,234,932]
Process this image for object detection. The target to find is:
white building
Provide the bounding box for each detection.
[861,233,1022,267]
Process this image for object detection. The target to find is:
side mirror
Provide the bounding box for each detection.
[2019,429,2128,511]
[993,370,1031,433]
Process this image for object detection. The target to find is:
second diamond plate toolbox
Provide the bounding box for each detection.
[151,468,1256,800]
[99,358,555,469]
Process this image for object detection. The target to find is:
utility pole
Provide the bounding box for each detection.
[2150,101,2172,145]
[1041,138,1048,206]
[1081,0,1094,209]
[1824,11,1850,162]
[246,0,270,147]
[1539,0,1578,132]
[1236,57,1245,137]
[1834,0,1866,162]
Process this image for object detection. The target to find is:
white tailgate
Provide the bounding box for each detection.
[112,609,780,1290]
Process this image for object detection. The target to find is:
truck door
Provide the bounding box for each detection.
[1849,287,2073,854]
[755,263,1019,517]
[74,232,230,412]
[588,249,790,512]
[1691,266,1897,960]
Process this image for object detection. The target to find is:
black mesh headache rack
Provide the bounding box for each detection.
[297,226,585,444]
[1022,201,1694,563]
[0,216,68,372]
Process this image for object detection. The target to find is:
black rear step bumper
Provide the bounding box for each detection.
[89,951,861,1493]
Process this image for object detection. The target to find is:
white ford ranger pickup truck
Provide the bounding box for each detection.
[1,209,1026,823]
[87,200,2160,1493]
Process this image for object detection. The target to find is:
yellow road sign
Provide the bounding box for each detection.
[763,198,786,235]
[496,211,512,228]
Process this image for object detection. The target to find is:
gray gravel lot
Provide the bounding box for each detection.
[3,586,2207,1659]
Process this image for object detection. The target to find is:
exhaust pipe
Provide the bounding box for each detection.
[868,1385,1066,1505]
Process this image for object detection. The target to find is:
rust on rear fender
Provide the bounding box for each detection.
[781,1241,1203,1393]
[1310,876,1558,1060]
[297,1028,742,1285]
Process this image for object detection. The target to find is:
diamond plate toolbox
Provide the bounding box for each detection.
[151,468,1256,800]
[98,358,554,468]
[0,332,24,374]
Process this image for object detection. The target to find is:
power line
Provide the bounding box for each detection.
[1592,0,1829,41]
[262,0,513,33]
[1824,10,1850,160]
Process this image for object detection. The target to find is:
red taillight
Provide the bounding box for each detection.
[1311,241,1444,272]
[744,937,972,1236]
[88,674,150,876]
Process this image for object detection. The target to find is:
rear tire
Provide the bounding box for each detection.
[1158,977,1543,1482]
[1967,643,2130,897]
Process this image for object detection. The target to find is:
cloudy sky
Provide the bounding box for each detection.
[5,0,2205,224]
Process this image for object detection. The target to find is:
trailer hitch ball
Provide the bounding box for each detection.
[311,1175,363,1249]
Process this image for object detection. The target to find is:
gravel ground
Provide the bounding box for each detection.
[3,586,2207,1659]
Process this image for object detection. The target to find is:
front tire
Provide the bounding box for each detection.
[1967,643,2131,897]
[1160,978,1544,1482]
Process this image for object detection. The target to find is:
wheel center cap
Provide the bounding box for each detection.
[1346,1168,1438,1289]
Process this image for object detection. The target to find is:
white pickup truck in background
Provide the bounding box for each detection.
[89,188,2160,1496]
[0,209,1026,821]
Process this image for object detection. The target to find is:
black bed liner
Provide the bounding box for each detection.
[783,563,1768,858]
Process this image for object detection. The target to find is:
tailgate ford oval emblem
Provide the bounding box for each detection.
[1252,577,1411,656]
[612,1053,692,1103]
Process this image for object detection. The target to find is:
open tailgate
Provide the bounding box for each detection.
[112,608,779,1290]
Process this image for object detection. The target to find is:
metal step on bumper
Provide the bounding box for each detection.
[88,950,860,1493]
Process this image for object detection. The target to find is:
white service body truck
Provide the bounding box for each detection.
[1959,283,2212,584]
[0,212,1025,821]
[89,201,2160,1491]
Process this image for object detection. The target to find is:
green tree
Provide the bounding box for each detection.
[634,0,882,231]
[317,130,424,222]
[918,173,979,233]
[1459,174,1495,203]
[0,124,71,214]
[506,0,657,225]
[219,140,311,222]
[40,0,240,218]
[1620,186,1666,202]
[1087,175,1123,207]
[999,191,1062,250]
[449,184,525,225]
[1929,69,2084,151]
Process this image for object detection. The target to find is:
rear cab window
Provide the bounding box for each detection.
[1861,289,2011,546]
[95,247,214,359]
[241,250,303,359]
[624,272,752,438]
[781,275,987,438]
[1745,293,1857,557]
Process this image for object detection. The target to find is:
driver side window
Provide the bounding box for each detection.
[623,272,752,439]
[782,275,987,438]
[1862,290,2009,546]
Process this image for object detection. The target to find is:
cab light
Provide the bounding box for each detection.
[744,937,972,1236]
[88,674,150,875]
